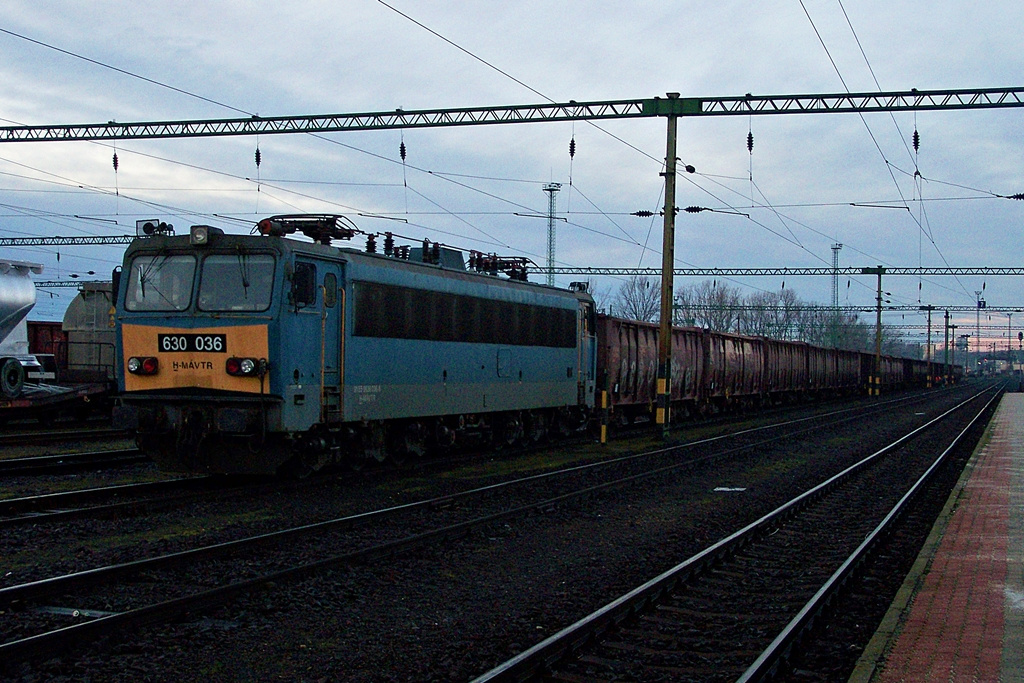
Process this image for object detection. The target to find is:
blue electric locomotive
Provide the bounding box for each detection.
[113,215,597,474]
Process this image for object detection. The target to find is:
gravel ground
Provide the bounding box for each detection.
[3,385,984,682]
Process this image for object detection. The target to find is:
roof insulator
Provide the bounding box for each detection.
[569,137,576,159]
[912,129,920,153]
[255,147,262,167]
[112,152,119,172]
[747,131,754,154]
[400,140,407,161]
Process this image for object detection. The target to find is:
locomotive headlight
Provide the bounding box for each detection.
[190,224,210,245]
[127,356,159,375]
[226,357,263,377]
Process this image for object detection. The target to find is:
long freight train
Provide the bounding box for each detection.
[111,215,955,475]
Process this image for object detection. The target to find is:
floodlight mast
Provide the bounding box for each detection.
[543,183,561,287]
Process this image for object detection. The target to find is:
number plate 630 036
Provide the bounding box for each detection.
[157,333,227,353]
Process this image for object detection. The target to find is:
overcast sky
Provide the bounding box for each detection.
[1,1,1021,349]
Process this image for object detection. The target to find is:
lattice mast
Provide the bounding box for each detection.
[831,243,843,348]
[543,183,561,286]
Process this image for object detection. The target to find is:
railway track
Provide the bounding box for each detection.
[0,426,129,448]
[0,448,147,476]
[0,476,240,528]
[0,386,985,670]
[472,385,1000,682]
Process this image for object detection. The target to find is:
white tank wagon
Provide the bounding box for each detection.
[0,260,44,398]
[0,262,115,420]
[61,281,116,384]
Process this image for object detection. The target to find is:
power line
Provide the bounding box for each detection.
[0,27,251,116]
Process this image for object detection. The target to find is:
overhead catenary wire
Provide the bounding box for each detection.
[801,0,973,303]
[0,14,1017,325]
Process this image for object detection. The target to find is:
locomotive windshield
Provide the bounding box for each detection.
[124,254,196,312]
[197,253,275,312]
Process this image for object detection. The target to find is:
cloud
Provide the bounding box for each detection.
[0,0,1021,335]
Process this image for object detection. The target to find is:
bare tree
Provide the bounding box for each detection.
[612,275,660,322]
[585,280,613,314]
[675,280,743,332]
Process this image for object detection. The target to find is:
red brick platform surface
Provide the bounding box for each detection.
[850,392,1024,682]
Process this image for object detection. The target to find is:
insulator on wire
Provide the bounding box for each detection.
[684,164,696,174]
[255,147,262,167]
[1008,193,1024,200]
[569,137,576,159]
[747,131,754,153]
[400,141,407,161]
[912,129,920,153]
[112,152,119,172]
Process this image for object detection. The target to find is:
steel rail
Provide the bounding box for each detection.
[470,386,995,682]
[0,477,219,527]
[0,427,129,447]
[736,385,1001,681]
[0,449,145,476]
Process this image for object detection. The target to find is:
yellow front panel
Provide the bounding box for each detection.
[122,323,269,393]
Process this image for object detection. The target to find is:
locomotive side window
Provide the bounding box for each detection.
[353,281,576,348]
[124,254,196,312]
[197,253,275,311]
[292,262,317,308]
[323,273,337,308]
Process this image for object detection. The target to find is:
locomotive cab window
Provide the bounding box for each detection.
[198,253,275,312]
[124,254,196,312]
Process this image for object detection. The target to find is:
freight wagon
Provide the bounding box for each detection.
[596,314,942,426]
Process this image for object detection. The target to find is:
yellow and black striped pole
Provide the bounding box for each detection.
[600,389,608,444]
[863,266,886,397]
